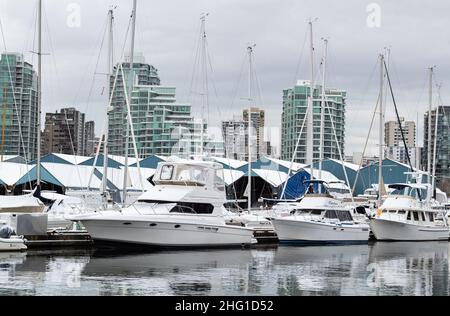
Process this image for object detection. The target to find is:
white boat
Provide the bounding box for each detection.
[69,160,255,248]
[0,236,27,252]
[0,227,27,252]
[271,180,370,244]
[0,194,45,214]
[369,183,449,241]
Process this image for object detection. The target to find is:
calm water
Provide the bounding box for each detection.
[0,242,449,296]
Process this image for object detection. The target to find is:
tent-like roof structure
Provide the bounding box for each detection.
[1,155,27,164]
[79,154,123,169]
[131,155,166,169]
[0,162,34,187]
[37,153,92,165]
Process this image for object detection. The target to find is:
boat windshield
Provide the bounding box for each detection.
[390,186,427,200]
[157,164,210,186]
[305,182,330,196]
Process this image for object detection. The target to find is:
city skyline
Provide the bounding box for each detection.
[1,0,450,157]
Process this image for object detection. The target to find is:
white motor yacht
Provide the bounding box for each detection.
[270,180,370,244]
[369,183,449,241]
[68,160,255,248]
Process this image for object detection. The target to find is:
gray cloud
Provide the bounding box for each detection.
[1,0,449,157]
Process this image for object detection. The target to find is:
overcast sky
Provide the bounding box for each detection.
[1,0,449,157]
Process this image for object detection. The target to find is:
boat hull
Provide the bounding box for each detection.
[271,218,370,244]
[370,218,449,241]
[0,238,27,252]
[80,218,255,248]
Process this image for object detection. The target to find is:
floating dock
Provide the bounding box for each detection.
[25,231,94,249]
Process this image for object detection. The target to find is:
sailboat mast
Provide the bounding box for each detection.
[378,54,384,204]
[122,0,137,205]
[432,84,441,195]
[102,8,114,196]
[427,67,434,186]
[199,14,208,157]
[319,38,328,179]
[307,20,315,180]
[246,45,255,211]
[36,0,42,186]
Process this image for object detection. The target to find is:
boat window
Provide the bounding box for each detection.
[413,212,419,221]
[420,212,426,222]
[160,165,174,180]
[337,211,353,222]
[170,202,214,215]
[398,210,406,215]
[429,213,434,222]
[310,210,323,216]
[214,169,225,192]
[325,210,338,219]
[355,206,367,215]
[407,212,411,220]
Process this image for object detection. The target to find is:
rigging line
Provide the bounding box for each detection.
[201,35,241,201]
[72,13,109,109]
[383,60,420,201]
[280,90,311,199]
[83,19,108,114]
[0,15,33,188]
[351,94,380,196]
[42,4,86,190]
[291,28,309,87]
[229,52,247,111]
[22,1,38,62]
[187,19,202,100]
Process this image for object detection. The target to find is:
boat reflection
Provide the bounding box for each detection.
[368,242,450,296]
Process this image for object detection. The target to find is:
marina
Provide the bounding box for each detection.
[0,0,450,299]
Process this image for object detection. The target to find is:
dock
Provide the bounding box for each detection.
[25,231,94,249]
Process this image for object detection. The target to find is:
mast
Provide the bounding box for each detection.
[122,0,137,205]
[247,45,254,211]
[427,67,434,186]
[199,13,209,157]
[432,84,441,195]
[319,38,328,180]
[306,20,315,180]
[36,0,42,187]
[378,54,384,204]
[102,8,114,198]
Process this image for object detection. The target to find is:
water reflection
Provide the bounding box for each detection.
[368,242,450,296]
[0,243,448,296]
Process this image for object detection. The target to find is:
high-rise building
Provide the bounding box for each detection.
[84,121,95,156]
[0,53,38,161]
[222,117,254,161]
[384,117,419,167]
[243,107,266,158]
[41,108,86,156]
[281,80,346,163]
[108,54,209,158]
[108,54,161,156]
[423,106,450,192]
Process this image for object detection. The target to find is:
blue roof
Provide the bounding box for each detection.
[79,154,123,169]
[131,155,164,169]
[16,165,63,187]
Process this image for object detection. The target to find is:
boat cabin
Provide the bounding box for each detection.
[153,161,225,192]
[292,208,355,223]
[303,180,334,198]
[388,184,428,201]
[378,208,448,226]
